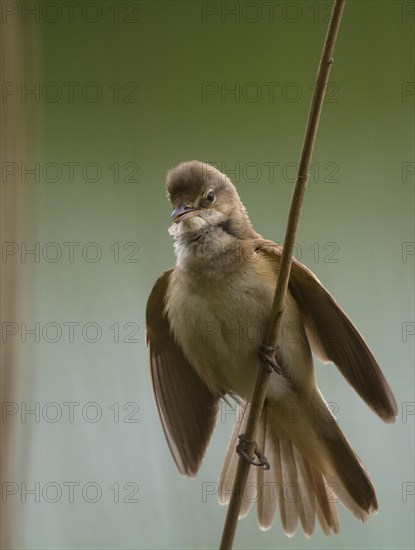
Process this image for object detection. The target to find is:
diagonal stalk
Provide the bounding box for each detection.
[219,1,347,548]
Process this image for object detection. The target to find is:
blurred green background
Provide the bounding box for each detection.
[1,1,414,548]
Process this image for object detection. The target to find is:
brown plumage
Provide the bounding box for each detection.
[146,160,397,537]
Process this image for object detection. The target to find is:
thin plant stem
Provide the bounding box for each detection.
[219,1,347,548]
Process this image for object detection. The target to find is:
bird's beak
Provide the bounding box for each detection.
[171,204,201,223]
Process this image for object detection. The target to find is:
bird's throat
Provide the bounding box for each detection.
[171,220,244,276]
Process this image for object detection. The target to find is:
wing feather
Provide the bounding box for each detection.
[255,240,397,423]
[146,269,221,477]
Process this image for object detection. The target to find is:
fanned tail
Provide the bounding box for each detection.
[218,399,377,537]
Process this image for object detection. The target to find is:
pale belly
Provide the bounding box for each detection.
[165,265,292,401]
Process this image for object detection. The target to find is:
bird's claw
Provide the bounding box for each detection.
[236,434,270,470]
[259,344,285,376]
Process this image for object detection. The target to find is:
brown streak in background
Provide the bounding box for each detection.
[0,18,38,548]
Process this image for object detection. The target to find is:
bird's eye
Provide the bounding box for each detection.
[206,191,215,204]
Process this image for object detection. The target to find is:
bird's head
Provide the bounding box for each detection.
[166,161,256,240]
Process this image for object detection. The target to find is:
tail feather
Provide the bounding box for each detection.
[279,437,299,536]
[218,403,254,519]
[311,467,340,535]
[219,400,377,537]
[323,435,378,516]
[311,392,378,519]
[240,459,256,519]
[257,409,277,529]
[293,446,316,537]
[218,413,240,504]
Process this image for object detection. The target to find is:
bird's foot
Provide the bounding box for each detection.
[259,344,285,376]
[236,434,270,470]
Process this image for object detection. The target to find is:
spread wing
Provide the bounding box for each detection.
[146,269,221,477]
[256,240,397,423]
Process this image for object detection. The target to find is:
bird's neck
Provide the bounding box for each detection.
[170,220,257,279]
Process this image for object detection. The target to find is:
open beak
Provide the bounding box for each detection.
[171,204,201,223]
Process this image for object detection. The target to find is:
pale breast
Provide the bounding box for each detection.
[165,253,294,401]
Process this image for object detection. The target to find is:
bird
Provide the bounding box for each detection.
[146,160,397,537]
